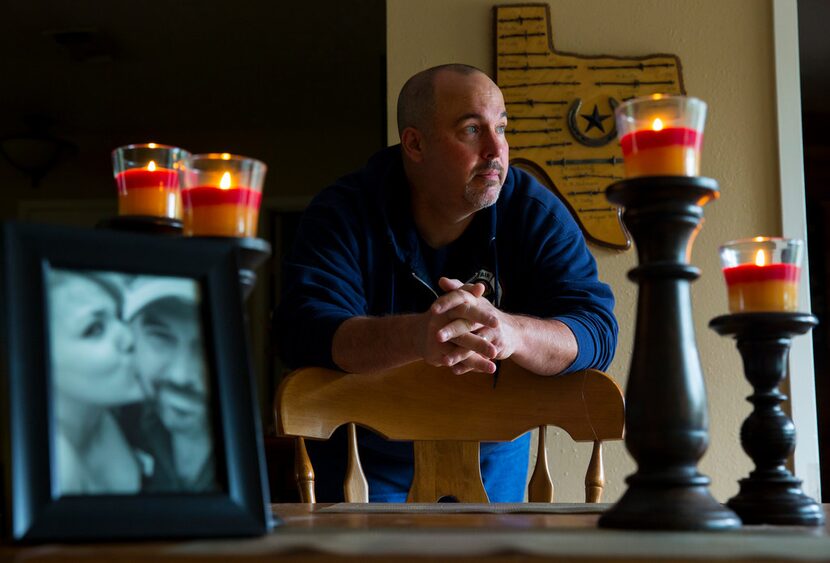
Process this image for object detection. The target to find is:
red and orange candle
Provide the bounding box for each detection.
[720,238,803,313]
[615,95,707,177]
[181,153,267,237]
[113,143,189,219]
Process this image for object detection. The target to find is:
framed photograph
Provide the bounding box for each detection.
[0,222,271,541]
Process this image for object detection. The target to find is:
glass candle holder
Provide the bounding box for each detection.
[719,237,803,313]
[181,153,267,237]
[615,95,707,178]
[113,143,190,219]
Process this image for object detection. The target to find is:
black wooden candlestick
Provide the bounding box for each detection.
[97,217,270,301]
[96,215,184,236]
[709,312,824,526]
[232,236,272,300]
[598,176,741,530]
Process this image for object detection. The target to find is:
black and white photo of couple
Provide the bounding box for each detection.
[46,269,218,496]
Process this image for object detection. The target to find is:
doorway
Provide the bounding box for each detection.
[799,0,830,502]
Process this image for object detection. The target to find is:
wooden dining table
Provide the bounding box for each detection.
[2,503,830,562]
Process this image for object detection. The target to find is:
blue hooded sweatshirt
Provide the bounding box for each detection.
[276,145,617,502]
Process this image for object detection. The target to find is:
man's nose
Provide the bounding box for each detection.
[481,128,505,160]
[167,343,208,393]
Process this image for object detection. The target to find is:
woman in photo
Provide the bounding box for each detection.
[47,269,145,495]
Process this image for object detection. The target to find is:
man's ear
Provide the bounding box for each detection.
[400,127,425,163]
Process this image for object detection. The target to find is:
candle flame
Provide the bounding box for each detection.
[754,249,767,267]
[219,172,232,189]
[652,118,664,131]
[147,160,157,171]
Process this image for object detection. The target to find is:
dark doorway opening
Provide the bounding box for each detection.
[799,0,830,502]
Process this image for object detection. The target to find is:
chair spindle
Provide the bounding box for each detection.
[294,437,316,503]
[344,423,369,502]
[585,440,604,503]
[528,425,555,502]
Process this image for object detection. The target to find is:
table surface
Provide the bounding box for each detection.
[3,503,830,562]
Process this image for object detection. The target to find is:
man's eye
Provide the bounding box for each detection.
[144,330,175,345]
[496,125,506,135]
[464,125,479,135]
[82,321,105,338]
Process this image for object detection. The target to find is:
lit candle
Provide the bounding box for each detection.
[115,160,181,218]
[720,238,803,313]
[619,117,702,177]
[181,153,267,238]
[112,143,190,220]
[615,95,707,178]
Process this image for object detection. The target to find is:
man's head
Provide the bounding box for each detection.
[124,278,208,435]
[398,64,509,218]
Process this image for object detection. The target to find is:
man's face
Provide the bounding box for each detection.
[132,298,208,434]
[419,71,509,215]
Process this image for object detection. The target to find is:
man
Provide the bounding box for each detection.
[120,277,217,493]
[276,63,617,502]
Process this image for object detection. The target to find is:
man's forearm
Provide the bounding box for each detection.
[502,314,578,376]
[332,314,424,373]
[331,302,578,376]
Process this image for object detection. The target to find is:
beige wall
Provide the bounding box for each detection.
[387,0,781,502]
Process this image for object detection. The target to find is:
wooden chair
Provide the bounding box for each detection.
[275,360,624,503]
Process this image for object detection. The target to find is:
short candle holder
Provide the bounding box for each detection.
[709,312,825,526]
[112,143,189,221]
[598,176,741,530]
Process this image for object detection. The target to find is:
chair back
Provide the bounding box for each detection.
[275,360,624,503]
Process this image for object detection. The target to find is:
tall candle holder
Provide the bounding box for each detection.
[709,312,824,526]
[597,176,741,530]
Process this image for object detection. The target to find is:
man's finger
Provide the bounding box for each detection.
[438,277,464,292]
[437,305,503,341]
[432,288,491,317]
[437,317,482,342]
[438,276,485,296]
[451,332,497,358]
[447,303,499,330]
[454,354,496,375]
[451,363,475,375]
[467,283,486,298]
[431,291,469,315]
[439,346,475,367]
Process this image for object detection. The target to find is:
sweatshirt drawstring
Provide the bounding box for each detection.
[490,234,501,388]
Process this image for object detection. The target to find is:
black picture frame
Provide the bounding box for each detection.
[0,222,271,541]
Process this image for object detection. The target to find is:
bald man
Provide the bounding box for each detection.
[276,63,617,502]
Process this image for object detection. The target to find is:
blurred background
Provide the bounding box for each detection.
[0,0,386,501]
